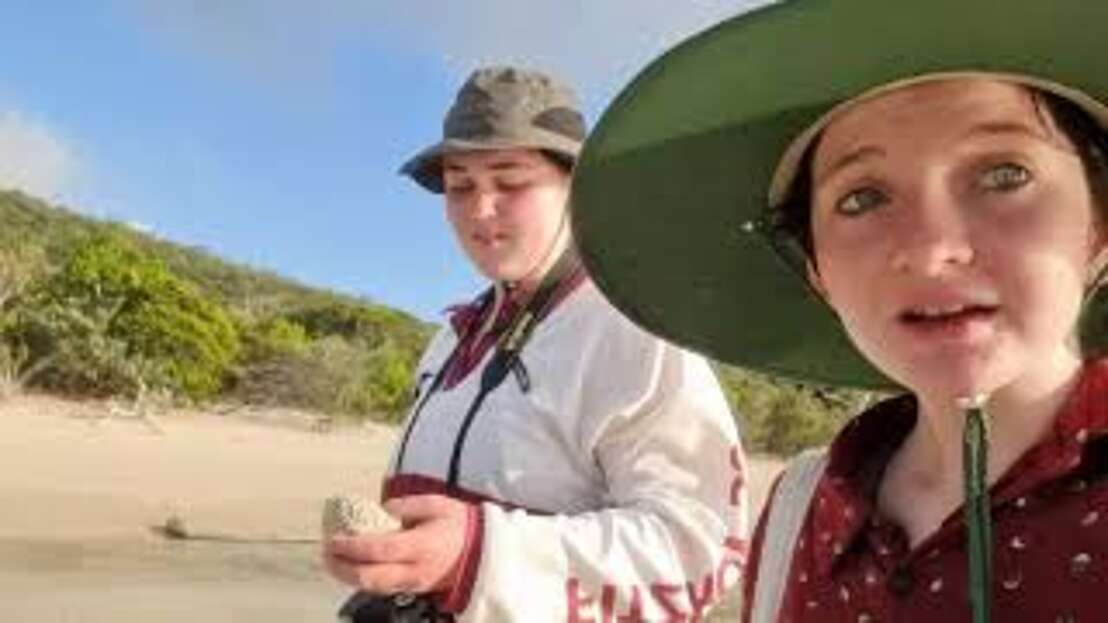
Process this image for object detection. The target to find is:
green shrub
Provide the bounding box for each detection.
[240,316,310,360]
[8,234,239,400]
[228,317,319,408]
[228,332,416,422]
[285,300,427,353]
[338,340,415,421]
[717,365,868,455]
[0,190,438,414]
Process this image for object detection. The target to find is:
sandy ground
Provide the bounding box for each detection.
[0,394,784,622]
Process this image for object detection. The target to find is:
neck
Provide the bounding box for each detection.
[878,352,1084,546]
[901,351,1084,491]
[506,235,573,302]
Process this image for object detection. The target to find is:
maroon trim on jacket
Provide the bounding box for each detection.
[434,503,485,614]
[382,473,550,514]
[383,473,551,614]
[439,264,587,390]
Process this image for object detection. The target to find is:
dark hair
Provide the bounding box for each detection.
[775,86,1108,262]
[539,149,575,175]
[1040,92,1108,217]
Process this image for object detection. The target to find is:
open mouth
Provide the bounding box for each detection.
[899,303,999,328]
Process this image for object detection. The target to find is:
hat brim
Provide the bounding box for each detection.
[400,135,581,193]
[570,0,1108,389]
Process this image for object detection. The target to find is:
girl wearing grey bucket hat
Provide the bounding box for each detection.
[323,66,748,622]
[570,1,1108,622]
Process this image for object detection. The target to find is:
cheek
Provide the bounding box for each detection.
[989,204,1095,292]
[816,268,859,317]
[507,191,566,239]
[444,202,468,232]
[811,228,887,311]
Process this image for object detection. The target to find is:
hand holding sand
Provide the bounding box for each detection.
[323,494,471,596]
[321,494,400,538]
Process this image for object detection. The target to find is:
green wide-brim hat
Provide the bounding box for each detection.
[571,0,1108,389]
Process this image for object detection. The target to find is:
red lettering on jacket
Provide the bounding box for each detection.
[599,584,646,623]
[567,578,596,623]
[600,584,617,623]
[686,574,714,620]
[713,543,749,598]
[729,445,746,507]
[650,583,688,622]
[724,535,749,564]
[619,586,645,623]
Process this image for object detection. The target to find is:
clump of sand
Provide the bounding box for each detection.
[321,495,399,538]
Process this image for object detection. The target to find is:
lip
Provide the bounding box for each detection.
[896,302,1000,341]
[892,286,1001,339]
[471,231,509,247]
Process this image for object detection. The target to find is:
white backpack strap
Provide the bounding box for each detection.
[750,448,828,623]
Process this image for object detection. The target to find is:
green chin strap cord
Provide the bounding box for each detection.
[959,394,992,623]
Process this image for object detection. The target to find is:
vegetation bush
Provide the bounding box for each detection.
[239,316,311,360]
[228,333,415,421]
[717,365,877,456]
[0,190,434,419]
[7,234,239,400]
[348,340,416,421]
[284,300,427,353]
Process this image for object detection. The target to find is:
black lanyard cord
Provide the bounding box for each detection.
[445,251,580,489]
[393,339,464,473]
[393,288,499,473]
[393,251,580,481]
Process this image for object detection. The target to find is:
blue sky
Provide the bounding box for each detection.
[0,1,766,321]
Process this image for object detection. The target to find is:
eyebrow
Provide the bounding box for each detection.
[962,121,1049,142]
[814,145,886,187]
[814,119,1052,187]
[443,160,533,173]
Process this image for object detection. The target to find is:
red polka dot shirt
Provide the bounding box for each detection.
[742,359,1108,623]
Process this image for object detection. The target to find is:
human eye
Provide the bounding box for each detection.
[978,162,1031,193]
[495,174,532,192]
[444,179,474,196]
[834,186,887,216]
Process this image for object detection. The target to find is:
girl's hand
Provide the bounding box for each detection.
[323,494,471,595]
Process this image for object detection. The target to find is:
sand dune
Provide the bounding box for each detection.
[0,394,783,622]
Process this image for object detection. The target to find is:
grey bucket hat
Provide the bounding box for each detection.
[400,66,587,193]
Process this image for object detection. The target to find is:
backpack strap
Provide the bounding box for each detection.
[750,447,828,623]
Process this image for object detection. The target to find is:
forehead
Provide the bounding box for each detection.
[814,80,1055,165]
[442,148,547,174]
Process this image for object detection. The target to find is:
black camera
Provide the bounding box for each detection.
[337,592,453,623]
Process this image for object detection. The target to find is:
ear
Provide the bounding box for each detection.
[1088,224,1108,289]
[805,257,832,304]
[1090,247,1108,290]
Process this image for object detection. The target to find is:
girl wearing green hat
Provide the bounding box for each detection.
[325,66,747,622]
[570,1,1108,622]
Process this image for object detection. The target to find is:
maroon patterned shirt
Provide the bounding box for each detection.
[742,359,1108,623]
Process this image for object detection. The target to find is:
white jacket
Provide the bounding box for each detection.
[386,280,748,621]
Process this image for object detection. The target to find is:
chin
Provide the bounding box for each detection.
[888,355,1021,404]
[473,261,527,284]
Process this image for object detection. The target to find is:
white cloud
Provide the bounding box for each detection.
[120,0,772,105]
[0,110,80,199]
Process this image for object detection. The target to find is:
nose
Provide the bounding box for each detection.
[466,188,499,220]
[890,191,975,275]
